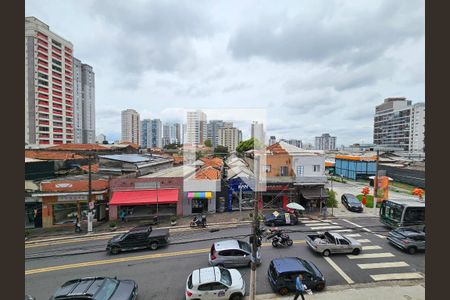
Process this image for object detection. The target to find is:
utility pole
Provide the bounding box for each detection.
[249,155,260,300]
[373,149,380,216]
[239,184,242,221]
[87,152,93,233]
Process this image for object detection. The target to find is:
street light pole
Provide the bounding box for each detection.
[249,155,260,300]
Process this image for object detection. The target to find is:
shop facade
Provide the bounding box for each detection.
[183,179,219,215]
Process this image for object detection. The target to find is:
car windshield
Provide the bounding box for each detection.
[299,259,314,274]
[238,241,251,253]
[347,196,359,204]
[219,268,232,286]
[93,278,119,300]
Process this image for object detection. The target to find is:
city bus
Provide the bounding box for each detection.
[379,199,425,231]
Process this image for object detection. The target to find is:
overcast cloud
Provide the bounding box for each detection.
[25,0,424,145]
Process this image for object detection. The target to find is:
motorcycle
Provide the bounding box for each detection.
[190,215,207,228]
[267,229,293,248]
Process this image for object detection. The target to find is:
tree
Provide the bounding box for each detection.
[214,145,229,158]
[326,189,337,208]
[236,138,264,153]
[204,139,212,147]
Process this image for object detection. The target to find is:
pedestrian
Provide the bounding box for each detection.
[201,214,207,227]
[74,216,81,233]
[293,274,306,300]
[119,209,126,222]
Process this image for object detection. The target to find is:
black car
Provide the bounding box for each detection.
[264,210,298,226]
[49,277,137,300]
[341,193,363,212]
[267,257,325,296]
[106,224,169,255]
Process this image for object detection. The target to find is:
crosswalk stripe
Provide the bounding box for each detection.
[345,234,361,237]
[370,273,423,281]
[356,239,371,243]
[347,252,395,259]
[362,228,372,232]
[299,218,310,220]
[330,229,353,233]
[342,219,363,228]
[301,220,322,224]
[309,226,343,231]
[358,262,409,269]
[375,234,386,239]
[361,245,382,250]
[323,257,354,284]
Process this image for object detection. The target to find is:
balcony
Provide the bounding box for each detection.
[53,97,62,103]
[37,93,49,99]
[38,100,49,106]
[37,60,48,67]
[52,47,61,54]
[53,91,62,97]
[39,140,50,145]
[294,175,328,185]
[53,140,63,145]
[37,39,48,48]
[67,124,73,128]
[38,107,49,113]
[53,85,62,91]
[52,52,62,60]
[52,71,62,78]
[37,66,48,73]
[54,128,63,133]
[65,100,72,106]
[53,110,62,115]
[38,120,49,125]
[37,87,48,93]
[66,95,73,100]
[37,53,48,60]
[66,106,73,111]
[36,32,48,40]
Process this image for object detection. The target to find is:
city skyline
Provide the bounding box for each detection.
[25,0,424,146]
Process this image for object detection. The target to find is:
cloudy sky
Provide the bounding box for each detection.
[25,0,424,145]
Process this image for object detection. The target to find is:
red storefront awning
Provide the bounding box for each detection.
[110,189,179,206]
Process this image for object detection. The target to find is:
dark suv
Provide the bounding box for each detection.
[106,224,169,255]
[267,257,325,295]
[341,193,363,212]
[387,227,425,254]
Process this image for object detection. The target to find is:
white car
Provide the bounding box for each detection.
[185,267,245,300]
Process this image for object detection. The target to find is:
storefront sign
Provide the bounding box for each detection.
[58,194,104,202]
[55,183,73,188]
[188,192,212,199]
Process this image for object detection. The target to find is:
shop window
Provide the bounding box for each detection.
[280,166,288,176]
[52,203,77,225]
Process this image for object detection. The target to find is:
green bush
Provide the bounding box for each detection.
[356,194,381,208]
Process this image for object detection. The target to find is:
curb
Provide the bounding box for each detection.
[25,220,252,244]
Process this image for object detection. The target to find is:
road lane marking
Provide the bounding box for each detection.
[309,226,343,231]
[342,219,363,228]
[345,234,361,237]
[358,262,409,269]
[347,252,395,259]
[301,220,322,224]
[26,240,305,275]
[323,257,354,284]
[330,229,353,233]
[370,273,423,281]
[362,228,372,232]
[375,234,386,239]
[356,239,371,243]
[361,246,382,250]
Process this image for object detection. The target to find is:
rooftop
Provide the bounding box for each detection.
[46,144,109,151]
[195,166,221,180]
[140,165,196,178]
[99,154,173,164]
[25,150,84,161]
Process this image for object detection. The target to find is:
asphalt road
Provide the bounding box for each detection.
[25,216,425,300]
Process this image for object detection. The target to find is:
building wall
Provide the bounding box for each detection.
[218,125,242,152]
[207,120,225,148]
[25,17,75,145]
[335,159,376,180]
[264,153,293,177]
[121,109,140,144]
[292,156,325,177]
[378,165,425,189]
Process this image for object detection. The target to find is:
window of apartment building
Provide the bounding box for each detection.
[39,127,49,132]
[313,165,321,172]
[51,40,62,48]
[52,65,62,72]
[52,59,62,66]
[280,166,289,176]
[296,166,304,177]
[37,73,48,80]
[38,79,48,86]
[264,165,271,173]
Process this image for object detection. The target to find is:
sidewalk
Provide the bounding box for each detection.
[250,282,425,300]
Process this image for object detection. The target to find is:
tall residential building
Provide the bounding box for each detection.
[207,120,225,148]
[251,121,265,146]
[315,133,336,150]
[373,97,425,154]
[151,119,163,148]
[182,123,187,145]
[268,136,277,146]
[140,119,152,148]
[73,58,96,143]
[175,123,182,145]
[162,123,177,146]
[186,110,207,146]
[281,139,303,148]
[25,17,74,145]
[218,123,242,152]
[121,109,140,144]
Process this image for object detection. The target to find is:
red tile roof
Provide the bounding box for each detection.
[41,179,109,192]
[80,164,99,173]
[266,143,288,154]
[25,150,84,160]
[46,144,108,151]
[199,157,224,167]
[195,166,221,180]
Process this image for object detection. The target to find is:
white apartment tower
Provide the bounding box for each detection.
[373,97,425,154]
[315,133,336,150]
[121,109,140,144]
[218,123,242,152]
[251,121,265,146]
[186,110,207,146]
[25,17,75,145]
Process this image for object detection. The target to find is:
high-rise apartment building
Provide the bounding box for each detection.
[186,110,207,146]
[280,139,303,148]
[140,119,152,148]
[175,123,182,145]
[25,17,75,145]
[73,58,83,143]
[163,123,177,147]
[207,120,225,148]
[251,121,265,146]
[373,97,425,154]
[268,136,277,146]
[315,133,336,150]
[218,123,242,152]
[151,119,163,148]
[121,109,140,144]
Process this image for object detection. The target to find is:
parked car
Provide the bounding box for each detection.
[185,267,245,300]
[106,224,169,255]
[387,227,426,254]
[209,239,261,267]
[264,210,298,226]
[49,277,138,300]
[267,257,325,295]
[306,231,362,256]
[341,193,363,212]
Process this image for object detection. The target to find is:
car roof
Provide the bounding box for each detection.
[214,239,241,251]
[53,277,111,298]
[192,267,221,285]
[129,224,152,232]
[271,257,308,273]
[395,228,425,236]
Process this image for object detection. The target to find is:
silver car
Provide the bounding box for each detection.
[387,228,425,254]
[209,239,261,267]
